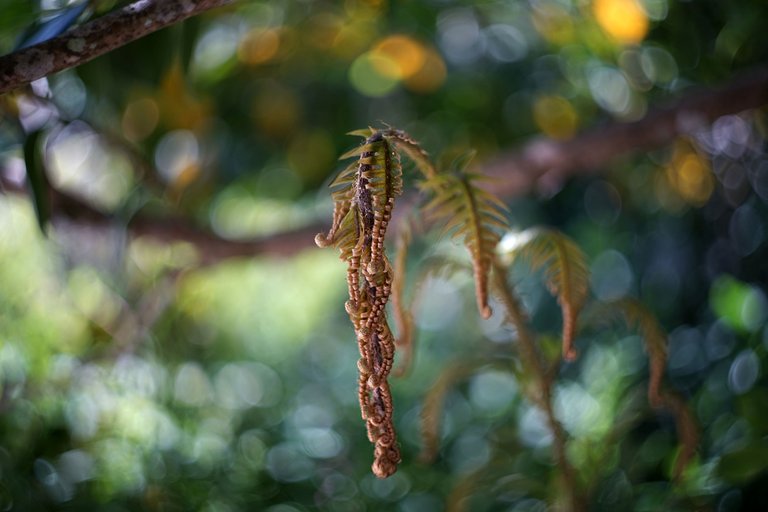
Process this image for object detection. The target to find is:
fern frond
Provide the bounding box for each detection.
[497,228,589,361]
[348,127,375,138]
[382,128,437,178]
[597,298,667,406]
[315,161,357,248]
[318,128,414,478]
[420,173,508,319]
[590,298,698,478]
[333,206,361,262]
[660,390,699,481]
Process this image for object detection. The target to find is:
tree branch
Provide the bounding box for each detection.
[0,174,323,264]
[2,65,767,263]
[483,64,768,196]
[0,0,235,95]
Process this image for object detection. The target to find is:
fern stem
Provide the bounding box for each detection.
[459,177,493,318]
[550,236,578,361]
[491,262,584,512]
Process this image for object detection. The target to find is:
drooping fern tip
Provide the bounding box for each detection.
[315,128,409,477]
[315,127,510,476]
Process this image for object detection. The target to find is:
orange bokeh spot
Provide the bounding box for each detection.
[371,35,426,79]
[664,142,714,206]
[158,62,211,132]
[403,46,446,93]
[122,97,159,142]
[593,0,649,45]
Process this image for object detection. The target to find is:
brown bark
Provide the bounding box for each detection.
[483,65,768,197]
[2,65,767,263]
[0,0,235,94]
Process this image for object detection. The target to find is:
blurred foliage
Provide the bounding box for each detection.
[1,0,768,510]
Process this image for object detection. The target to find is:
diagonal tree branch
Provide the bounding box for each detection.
[483,64,768,197]
[0,174,324,264]
[0,0,236,95]
[2,65,767,263]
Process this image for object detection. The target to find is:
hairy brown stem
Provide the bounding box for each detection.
[491,262,584,512]
[0,0,236,94]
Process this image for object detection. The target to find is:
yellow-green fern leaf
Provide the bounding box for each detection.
[382,128,437,178]
[347,127,375,138]
[420,173,508,319]
[497,228,589,361]
[316,160,358,248]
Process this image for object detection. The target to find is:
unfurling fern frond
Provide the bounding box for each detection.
[596,298,698,480]
[497,228,589,361]
[660,390,699,481]
[602,298,667,407]
[420,172,508,319]
[382,128,437,178]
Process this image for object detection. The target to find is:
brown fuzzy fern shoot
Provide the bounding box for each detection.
[315,127,505,477]
[316,129,403,477]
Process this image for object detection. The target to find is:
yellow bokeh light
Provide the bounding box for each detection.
[122,97,159,142]
[532,5,575,45]
[170,162,201,193]
[238,28,281,65]
[593,0,649,45]
[532,95,579,139]
[333,20,377,59]
[371,35,426,79]
[348,51,399,97]
[158,62,211,132]
[252,84,301,138]
[306,13,343,50]
[664,143,714,206]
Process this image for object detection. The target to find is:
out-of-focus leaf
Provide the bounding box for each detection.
[23,130,50,233]
[718,440,768,485]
